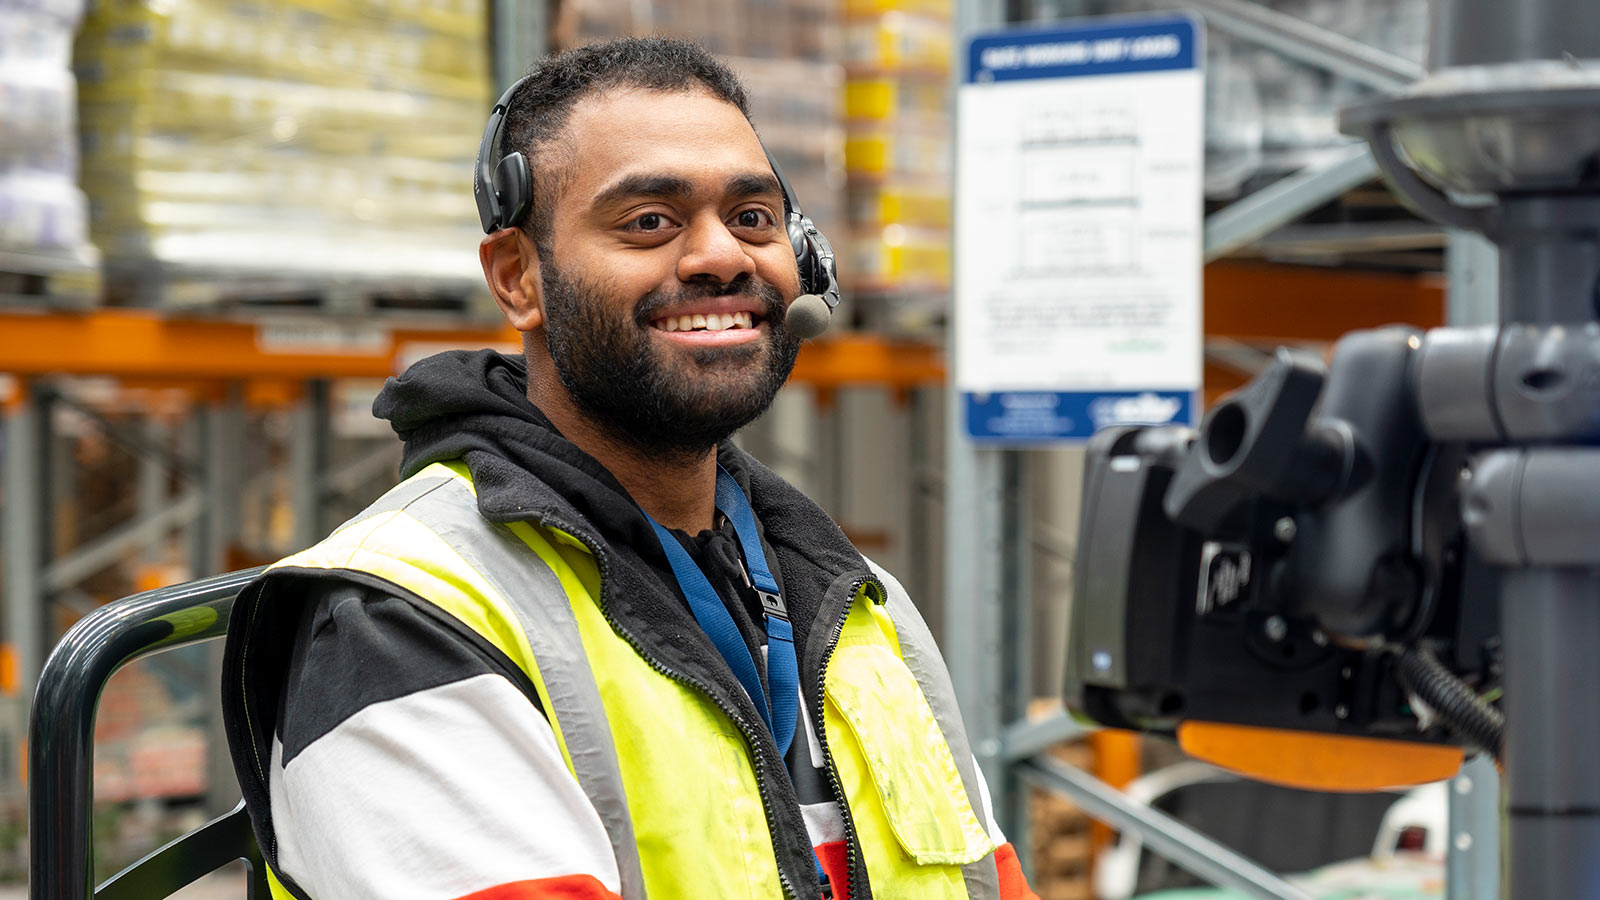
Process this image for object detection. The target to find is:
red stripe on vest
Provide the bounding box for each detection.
[995,842,1040,900]
[453,875,624,900]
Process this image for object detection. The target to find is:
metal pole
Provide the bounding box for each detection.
[942,399,1009,825]
[906,388,938,635]
[950,0,1018,853]
[492,0,548,90]
[4,383,47,706]
[1185,0,1424,93]
[1203,146,1379,262]
[137,419,170,566]
[1502,569,1600,899]
[1492,190,1600,900]
[1016,755,1318,900]
[1448,756,1502,900]
[1444,230,1502,900]
[202,387,245,816]
[290,380,330,553]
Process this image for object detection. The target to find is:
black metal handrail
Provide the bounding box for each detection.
[29,568,267,900]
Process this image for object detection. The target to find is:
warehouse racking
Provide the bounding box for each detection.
[0,0,1518,895]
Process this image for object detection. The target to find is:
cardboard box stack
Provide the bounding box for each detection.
[1029,740,1096,900]
[73,0,491,306]
[0,0,94,263]
[554,0,846,269]
[842,0,950,312]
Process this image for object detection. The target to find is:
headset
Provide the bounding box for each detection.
[474,76,841,338]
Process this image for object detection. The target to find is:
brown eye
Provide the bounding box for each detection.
[635,213,664,231]
[736,209,769,228]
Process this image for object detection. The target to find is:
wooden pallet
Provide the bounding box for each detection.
[0,246,102,309]
[101,261,500,322]
[1030,740,1096,900]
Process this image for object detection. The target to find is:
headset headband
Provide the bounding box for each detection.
[474,76,530,233]
[476,76,814,231]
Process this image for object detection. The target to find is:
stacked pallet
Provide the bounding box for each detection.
[1,0,99,305]
[73,0,493,311]
[1030,740,1097,900]
[841,0,951,326]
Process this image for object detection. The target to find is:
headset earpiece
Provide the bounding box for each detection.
[493,151,531,232]
[475,76,534,233]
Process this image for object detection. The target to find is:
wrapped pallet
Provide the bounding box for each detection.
[1,0,98,302]
[73,0,493,311]
[842,0,950,324]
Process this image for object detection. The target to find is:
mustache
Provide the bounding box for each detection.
[631,274,788,329]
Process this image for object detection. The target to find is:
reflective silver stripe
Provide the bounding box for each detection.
[327,471,453,530]
[866,559,1003,900]
[390,473,649,900]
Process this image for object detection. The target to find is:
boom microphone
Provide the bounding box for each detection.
[785,293,833,339]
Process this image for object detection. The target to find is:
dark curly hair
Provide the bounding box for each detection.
[499,38,753,252]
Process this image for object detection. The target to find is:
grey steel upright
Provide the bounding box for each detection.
[1342,0,1600,896]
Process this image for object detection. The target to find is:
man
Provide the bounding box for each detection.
[222,38,1038,900]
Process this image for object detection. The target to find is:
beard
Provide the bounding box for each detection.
[541,264,802,462]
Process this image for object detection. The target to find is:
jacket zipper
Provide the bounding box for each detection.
[546,513,805,900]
[809,575,876,900]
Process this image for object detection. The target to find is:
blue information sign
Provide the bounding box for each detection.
[955,16,1204,442]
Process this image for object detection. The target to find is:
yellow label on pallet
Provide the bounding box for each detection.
[845,131,949,178]
[844,15,954,71]
[843,0,952,19]
[850,227,951,285]
[848,184,951,228]
[844,80,948,120]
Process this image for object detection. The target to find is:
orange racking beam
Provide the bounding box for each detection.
[0,309,945,389]
[0,310,518,380]
[1206,262,1445,342]
[788,332,945,389]
[0,264,1438,391]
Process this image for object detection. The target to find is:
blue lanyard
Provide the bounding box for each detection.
[643,470,829,891]
[643,467,799,759]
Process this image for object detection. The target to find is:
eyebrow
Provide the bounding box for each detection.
[725,172,784,202]
[590,171,784,210]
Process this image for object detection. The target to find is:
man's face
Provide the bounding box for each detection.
[536,88,804,457]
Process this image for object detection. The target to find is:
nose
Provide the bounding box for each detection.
[675,215,757,285]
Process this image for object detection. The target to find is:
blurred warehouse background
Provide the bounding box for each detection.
[1,0,1465,895]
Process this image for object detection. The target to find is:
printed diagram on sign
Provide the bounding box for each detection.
[956,17,1202,440]
[1016,103,1140,275]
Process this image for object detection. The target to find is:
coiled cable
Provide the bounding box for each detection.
[1395,647,1504,761]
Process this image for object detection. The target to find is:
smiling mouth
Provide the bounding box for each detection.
[651,311,758,333]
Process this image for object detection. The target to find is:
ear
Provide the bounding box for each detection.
[479,229,544,332]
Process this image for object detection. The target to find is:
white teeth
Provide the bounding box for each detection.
[656,311,757,332]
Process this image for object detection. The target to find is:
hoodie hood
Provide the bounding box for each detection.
[371,347,869,613]
[373,348,666,553]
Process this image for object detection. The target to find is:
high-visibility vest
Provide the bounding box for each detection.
[235,461,1000,900]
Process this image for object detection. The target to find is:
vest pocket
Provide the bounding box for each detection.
[825,641,995,866]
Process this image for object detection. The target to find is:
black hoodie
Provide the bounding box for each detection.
[237,349,883,899]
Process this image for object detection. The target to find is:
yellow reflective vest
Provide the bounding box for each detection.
[225,460,1004,899]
